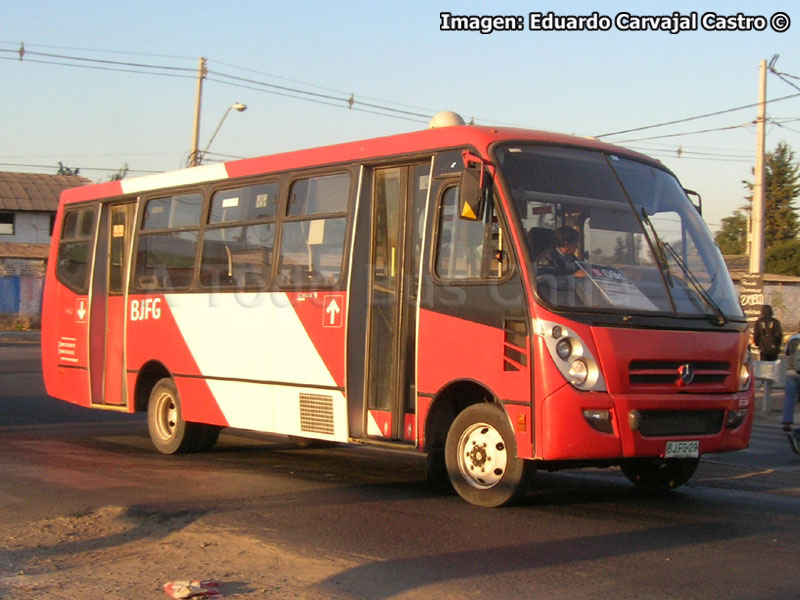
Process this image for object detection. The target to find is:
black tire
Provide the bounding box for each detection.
[194,424,222,453]
[147,378,203,454]
[444,403,531,507]
[425,448,454,494]
[620,457,699,490]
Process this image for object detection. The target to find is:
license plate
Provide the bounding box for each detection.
[665,440,699,458]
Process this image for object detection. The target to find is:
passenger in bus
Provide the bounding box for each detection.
[534,226,586,278]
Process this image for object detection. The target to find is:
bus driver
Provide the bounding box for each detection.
[535,226,586,278]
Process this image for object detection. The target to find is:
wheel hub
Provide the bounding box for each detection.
[457,423,508,489]
[155,392,177,440]
[467,442,488,469]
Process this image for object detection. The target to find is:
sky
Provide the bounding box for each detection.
[2,0,799,232]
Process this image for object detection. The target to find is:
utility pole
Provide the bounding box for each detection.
[749,59,767,274]
[189,57,208,167]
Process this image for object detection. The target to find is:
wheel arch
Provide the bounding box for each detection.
[133,361,173,412]
[423,378,502,455]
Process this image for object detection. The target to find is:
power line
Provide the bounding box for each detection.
[768,54,800,95]
[613,122,755,144]
[211,58,438,116]
[11,47,195,73]
[207,76,427,124]
[207,56,527,128]
[5,41,799,175]
[774,122,800,135]
[626,145,753,160]
[2,41,510,125]
[0,40,195,61]
[628,142,753,157]
[627,150,752,164]
[0,161,160,174]
[3,45,437,124]
[625,140,755,154]
[0,54,195,80]
[206,69,430,121]
[595,93,800,139]
[2,42,526,128]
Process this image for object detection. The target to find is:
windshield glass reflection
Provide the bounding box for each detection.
[495,145,743,319]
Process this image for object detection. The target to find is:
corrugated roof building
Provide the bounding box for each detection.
[0,172,91,326]
[0,172,91,212]
[0,171,92,246]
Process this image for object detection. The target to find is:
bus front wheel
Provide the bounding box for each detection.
[620,457,699,490]
[147,378,205,454]
[444,403,531,507]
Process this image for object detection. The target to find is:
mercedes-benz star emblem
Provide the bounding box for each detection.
[677,363,695,385]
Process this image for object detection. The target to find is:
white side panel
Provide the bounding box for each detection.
[166,293,346,439]
[203,380,348,440]
[166,292,335,386]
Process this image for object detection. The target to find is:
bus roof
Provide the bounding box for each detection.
[60,125,659,204]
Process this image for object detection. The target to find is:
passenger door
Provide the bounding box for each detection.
[89,201,136,407]
[363,164,429,441]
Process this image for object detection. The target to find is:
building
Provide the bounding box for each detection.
[0,172,91,327]
[724,254,800,333]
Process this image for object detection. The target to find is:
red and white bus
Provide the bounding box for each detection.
[42,112,753,506]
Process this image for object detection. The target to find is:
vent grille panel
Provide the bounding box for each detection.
[299,393,335,435]
[628,360,730,388]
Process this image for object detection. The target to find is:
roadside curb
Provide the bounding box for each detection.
[0,331,41,345]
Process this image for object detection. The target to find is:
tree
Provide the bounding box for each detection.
[57,162,80,176]
[743,141,800,246]
[714,210,747,254]
[107,163,129,181]
[765,239,800,276]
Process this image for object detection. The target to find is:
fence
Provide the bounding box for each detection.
[0,258,46,329]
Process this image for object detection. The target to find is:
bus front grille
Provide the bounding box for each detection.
[628,360,730,388]
[638,410,725,437]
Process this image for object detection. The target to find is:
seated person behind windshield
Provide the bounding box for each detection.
[535,226,586,277]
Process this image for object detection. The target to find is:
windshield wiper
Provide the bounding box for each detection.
[661,240,728,326]
[639,207,726,325]
[639,207,676,308]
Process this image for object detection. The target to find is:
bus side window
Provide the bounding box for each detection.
[278,173,350,286]
[200,182,279,290]
[435,186,509,280]
[133,193,203,291]
[200,224,275,289]
[56,207,97,294]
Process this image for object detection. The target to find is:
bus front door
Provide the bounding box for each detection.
[89,202,136,407]
[364,164,429,442]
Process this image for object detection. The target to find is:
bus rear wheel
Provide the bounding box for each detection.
[620,457,699,490]
[445,403,531,507]
[147,378,207,454]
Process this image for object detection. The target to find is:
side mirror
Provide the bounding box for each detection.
[459,164,485,221]
[684,189,702,215]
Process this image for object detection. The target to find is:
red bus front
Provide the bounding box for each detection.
[496,143,751,483]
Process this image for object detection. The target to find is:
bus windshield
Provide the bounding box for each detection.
[496,145,743,320]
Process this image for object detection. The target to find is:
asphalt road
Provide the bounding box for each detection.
[2,337,800,599]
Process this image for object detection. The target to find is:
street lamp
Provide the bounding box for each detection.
[190,102,247,166]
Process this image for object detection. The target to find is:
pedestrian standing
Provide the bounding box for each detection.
[753,304,783,405]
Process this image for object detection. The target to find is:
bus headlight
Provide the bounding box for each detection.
[536,319,606,391]
[739,346,752,391]
[568,359,589,385]
[739,363,751,391]
[556,338,573,360]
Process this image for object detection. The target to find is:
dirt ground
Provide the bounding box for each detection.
[0,504,362,599]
